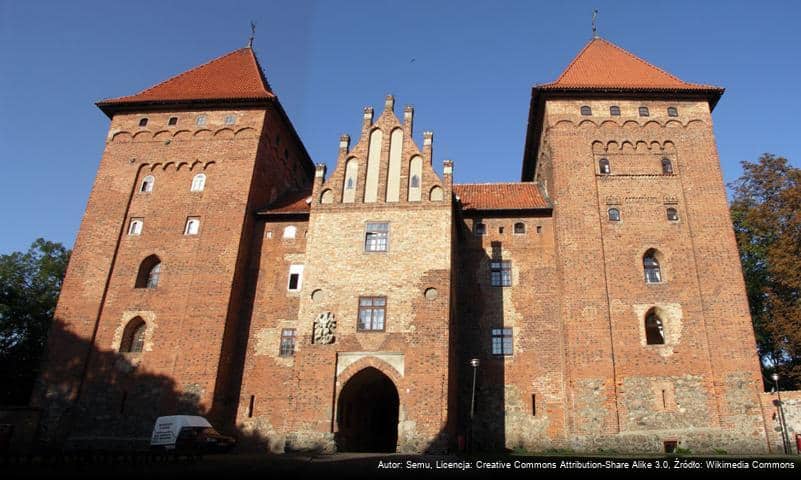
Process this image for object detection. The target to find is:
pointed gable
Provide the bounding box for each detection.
[97,47,275,116]
[541,38,720,91]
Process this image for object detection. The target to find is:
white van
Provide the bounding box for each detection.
[150,415,235,452]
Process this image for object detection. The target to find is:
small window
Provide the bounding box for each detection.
[610,106,621,116]
[120,317,146,353]
[140,175,155,193]
[599,158,611,175]
[580,106,592,116]
[645,311,665,345]
[287,264,304,291]
[661,158,673,175]
[138,118,148,127]
[196,115,207,126]
[475,222,486,236]
[168,117,178,126]
[184,217,200,235]
[224,115,236,125]
[364,222,389,252]
[490,260,512,287]
[491,328,513,356]
[128,218,143,236]
[135,255,161,288]
[283,225,296,239]
[608,208,621,222]
[279,329,296,357]
[666,208,679,222]
[358,296,386,331]
[667,107,678,117]
[639,106,650,117]
[191,173,206,192]
[498,226,504,234]
[644,251,662,283]
[664,441,678,454]
[514,222,525,234]
[410,175,420,188]
[346,177,355,190]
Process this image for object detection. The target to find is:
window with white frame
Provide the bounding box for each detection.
[287,264,304,291]
[140,175,155,193]
[191,173,206,192]
[184,217,200,235]
[364,222,389,252]
[128,218,143,236]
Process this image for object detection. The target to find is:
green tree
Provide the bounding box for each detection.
[730,154,801,389]
[0,238,70,404]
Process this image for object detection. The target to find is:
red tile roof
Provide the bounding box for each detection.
[259,188,312,215]
[97,47,275,115]
[540,38,721,92]
[454,183,550,211]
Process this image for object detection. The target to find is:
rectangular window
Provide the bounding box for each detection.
[490,260,512,287]
[475,222,486,236]
[279,329,296,357]
[358,296,386,331]
[287,264,304,291]
[364,222,389,252]
[491,328,513,356]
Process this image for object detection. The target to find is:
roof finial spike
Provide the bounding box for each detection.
[592,9,599,39]
[248,21,256,48]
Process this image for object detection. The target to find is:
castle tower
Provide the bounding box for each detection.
[523,38,767,452]
[237,96,456,453]
[34,47,314,440]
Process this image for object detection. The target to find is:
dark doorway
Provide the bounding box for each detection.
[336,367,399,452]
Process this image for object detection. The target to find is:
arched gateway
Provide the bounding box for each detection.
[336,367,399,452]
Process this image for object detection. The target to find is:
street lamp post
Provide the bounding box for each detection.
[469,358,479,453]
[772,372,789,455]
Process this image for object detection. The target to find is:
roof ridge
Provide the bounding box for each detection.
[455,181,537,186]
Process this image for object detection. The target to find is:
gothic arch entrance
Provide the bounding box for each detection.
[336,367,399,452]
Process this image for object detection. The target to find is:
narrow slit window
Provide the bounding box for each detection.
[287,264,304,291]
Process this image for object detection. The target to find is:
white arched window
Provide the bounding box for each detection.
[140,175,154,193]
[283,225,297,239]
[191,173,206,192]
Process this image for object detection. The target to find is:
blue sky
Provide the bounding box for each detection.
[1,0,800,254]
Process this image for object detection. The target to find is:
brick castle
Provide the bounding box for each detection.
[32,37,799,454]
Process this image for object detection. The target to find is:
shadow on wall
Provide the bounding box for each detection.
[21,318,276,454]
[454,229,507,452]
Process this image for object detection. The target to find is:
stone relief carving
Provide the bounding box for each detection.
[313,312,336,344]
